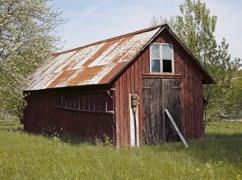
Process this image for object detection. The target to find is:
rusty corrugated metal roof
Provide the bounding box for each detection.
[25,25,163,91]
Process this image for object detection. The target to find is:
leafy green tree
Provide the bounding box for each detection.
[0,0,62,120]
[226,70,242,118]
[151,0,240,123]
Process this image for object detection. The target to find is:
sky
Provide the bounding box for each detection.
[52,0,242,60]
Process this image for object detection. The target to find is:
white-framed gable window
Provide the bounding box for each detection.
[150,43,174,73]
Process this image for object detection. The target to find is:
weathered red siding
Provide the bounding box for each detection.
[24,28,206,147]
[24,88,115,141]
[113,29,204,146]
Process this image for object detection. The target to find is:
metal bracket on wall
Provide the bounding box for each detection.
[106,90,114,99]
[164,109,189,148]
[172,86,181,89]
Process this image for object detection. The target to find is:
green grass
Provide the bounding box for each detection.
[0,120,242,179]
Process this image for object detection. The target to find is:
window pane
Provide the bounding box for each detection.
[162,44,172,60]
[151,44,160,59]
[163,60,172,72]
[151,59,160,72]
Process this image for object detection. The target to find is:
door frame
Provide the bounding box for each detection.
[142,77,181,143]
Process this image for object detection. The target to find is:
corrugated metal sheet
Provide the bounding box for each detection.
[25,27,161,91]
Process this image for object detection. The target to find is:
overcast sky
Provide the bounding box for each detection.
[53,0,242,59]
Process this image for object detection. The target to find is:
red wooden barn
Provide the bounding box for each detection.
[23,24,214,146]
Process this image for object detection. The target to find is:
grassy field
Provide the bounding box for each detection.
[0,120,242,179]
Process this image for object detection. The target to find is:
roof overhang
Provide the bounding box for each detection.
[24,24,214,92]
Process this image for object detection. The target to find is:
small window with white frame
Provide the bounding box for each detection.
[150,43,174,73]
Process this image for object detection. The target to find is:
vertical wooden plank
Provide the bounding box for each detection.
[123,71,128,146]
[143,78,149,143]
[137,56,143,144]
[115,81,120,146]
[126,68,131,145]
[179,52,184,136]
[194,75,198,138]
[186,57,191,138]
[142,50,147,73]
[119,76,124,145]
[190,64,194,137]
[130,61,135,92]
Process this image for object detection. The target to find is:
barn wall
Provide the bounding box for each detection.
[24,88,115,141]
[114,29,204,146]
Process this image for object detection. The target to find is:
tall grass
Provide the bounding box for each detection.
[0,121,242,179]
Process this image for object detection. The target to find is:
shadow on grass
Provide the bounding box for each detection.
[187,133,242,165]
[1,120,242,166]
[58,134,97,146]
[0,122,111,146]
[39,131,113,146]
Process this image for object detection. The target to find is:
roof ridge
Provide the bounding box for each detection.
[53,24,167,56]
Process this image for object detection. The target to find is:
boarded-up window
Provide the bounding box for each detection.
[55,91,114,113]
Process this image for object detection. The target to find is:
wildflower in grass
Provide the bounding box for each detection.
[205,163,211,169]
[236,174,241,180]
[53,136,60,142]
[205,163,214,176]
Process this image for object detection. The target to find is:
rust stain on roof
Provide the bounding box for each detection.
[62,59,79,71]
[68,66,103,86]
[48,70,76,88]
[99,62,127,84]
[82,40,117,67]
[25,25,164,91]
